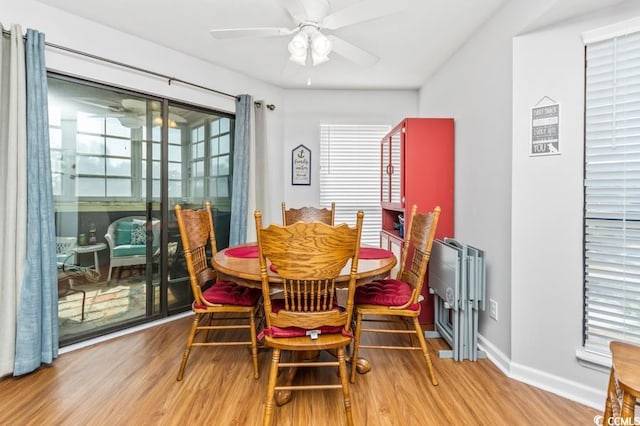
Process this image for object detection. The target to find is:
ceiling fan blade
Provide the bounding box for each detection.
[321,0,408,30]
[209,27,295,39]
[117,116,144,129]
[299,0,331,22]
[77,98,121,112]
[168,113,187,123]
[121,98,160,113]
[277,0,307,24]
[327,35,379,67]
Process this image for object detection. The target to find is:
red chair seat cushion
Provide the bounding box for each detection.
[263,298,344,338]
[354,279,420,310]
[195,280,261,307]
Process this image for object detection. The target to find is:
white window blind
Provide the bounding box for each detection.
[584,30,640,356]
[320,124,390,246]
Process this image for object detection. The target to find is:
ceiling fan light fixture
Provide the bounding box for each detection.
[152,116,180,129]
[288,32,309,66]
[311,31,332,55]
[310,31,332,66]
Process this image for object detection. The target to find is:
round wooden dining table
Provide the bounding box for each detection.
[211,243,397,405]
[212,243,396,289]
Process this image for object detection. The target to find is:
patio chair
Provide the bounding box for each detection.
[105,216,160,281]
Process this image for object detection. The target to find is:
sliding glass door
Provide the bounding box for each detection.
[49,74,234,345]
[164,102,234,313]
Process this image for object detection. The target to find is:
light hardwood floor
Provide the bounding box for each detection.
[0,316,600,425]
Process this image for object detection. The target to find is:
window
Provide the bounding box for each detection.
[583,30,640,357]
[49,110,137,199]
[319,124,390,246]
[186,116,232,200]
[209,117,232,198]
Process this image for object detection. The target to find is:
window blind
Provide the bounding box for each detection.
[319,124,390,246]
[584,31,640,355]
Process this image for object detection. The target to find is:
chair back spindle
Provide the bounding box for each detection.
[397,205,441,305]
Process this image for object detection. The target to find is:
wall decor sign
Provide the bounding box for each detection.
[531,96,560,156]
[291,144,311,185]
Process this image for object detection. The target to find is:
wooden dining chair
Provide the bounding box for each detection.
[604,341,640,423]
[281,201,335,225]
[350,205,440,386]
[255,209,364,426]
[175,202,262,381]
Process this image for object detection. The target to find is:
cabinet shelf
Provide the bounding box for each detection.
[381,208,404,237]
[380,202,403,211]
[381,228,402,238]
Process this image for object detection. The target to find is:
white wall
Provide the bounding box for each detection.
[282,89,417,207]
[419,0,640,410]
[2,0,285,224]
[418,0,552,366]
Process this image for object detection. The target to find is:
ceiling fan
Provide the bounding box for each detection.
[209,0,408,67]
[76,98,185,129]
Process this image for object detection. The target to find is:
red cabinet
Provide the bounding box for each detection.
[380,118,454,324]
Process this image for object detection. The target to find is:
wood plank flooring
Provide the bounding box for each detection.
[0,316,599,425]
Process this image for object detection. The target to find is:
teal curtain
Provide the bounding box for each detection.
[229,94,252,246]
[13,28,58,375]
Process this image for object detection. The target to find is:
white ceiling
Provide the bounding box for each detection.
[35,0,626,90]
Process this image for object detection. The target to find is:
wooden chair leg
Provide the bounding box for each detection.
[622,392,636,419]
[176,313,200,381]
[263,348,281,426]
[249,309,259,379]
[604,369,615,420]
[413,316,438,386]
[337,347,354,426]
[79,289,86,322]
[350,312,363,384]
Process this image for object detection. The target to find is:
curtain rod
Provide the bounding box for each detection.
[1,28,276,110]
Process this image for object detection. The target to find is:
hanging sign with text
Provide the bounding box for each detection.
[531,103,560,156]
[291,144,311,185]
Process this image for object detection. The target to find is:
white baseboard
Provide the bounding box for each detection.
[509,361,604,411]
[477,334,604,411]
[477,334,511,375]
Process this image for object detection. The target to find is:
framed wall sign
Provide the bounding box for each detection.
[292,144,311,185]
[531,96,560,156]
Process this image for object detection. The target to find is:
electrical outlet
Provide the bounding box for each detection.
[489,299,498,321]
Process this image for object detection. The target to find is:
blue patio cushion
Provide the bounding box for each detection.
[115,221,135,245]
